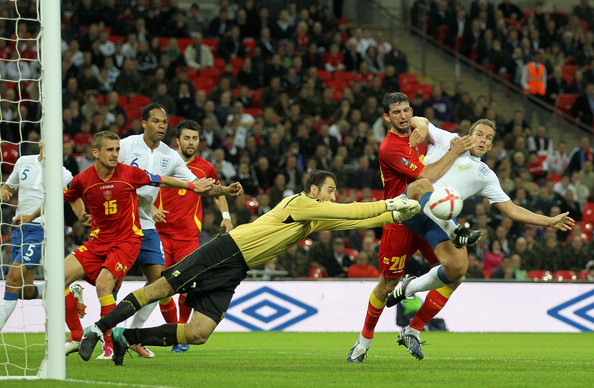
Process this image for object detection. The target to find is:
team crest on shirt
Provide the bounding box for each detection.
[159,157,170,172]
[401,157,417,170]
[103,190,112,200]
[478,163,490,177]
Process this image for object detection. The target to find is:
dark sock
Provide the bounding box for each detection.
[123,324,179,347]
[97,292,143,333]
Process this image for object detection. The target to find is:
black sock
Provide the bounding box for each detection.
[123,324,179,347]
[96,292,143,333]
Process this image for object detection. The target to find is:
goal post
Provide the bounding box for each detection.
[40,0,65,380]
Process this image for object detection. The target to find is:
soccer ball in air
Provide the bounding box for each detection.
[428,187,463,220]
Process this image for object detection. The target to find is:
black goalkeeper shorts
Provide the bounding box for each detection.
[162,233,249,323]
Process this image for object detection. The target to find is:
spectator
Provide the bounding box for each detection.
[546,66,570,106]
[424,84,453,122]
[362,46,384,73]
[573,0,593,22]
[527,126,553,157]
[568,69,588,95]
[292,21,310,52]
[323,237,353,278]
[584,260,594,282]
[360,236,380,271]
[579,160,594,196]
[531,186,554,216]
[343,40,363,72]
[453,92,475,122]
[208,8,231,39]
[276,244,310,278]
[498,0,522,19]
[322,42,345,72]
[539,234,563,272]
[113,58,142,96]
[384,39,408,75]
[465,253,485,279]
[185,4,205,36]
[348,251,380,278]
[571,171,590,205]
[184,32,214,71]
[521,49,547,100]
[483,239,504,278]
[309,230,333,273]
[490,256,514,279]
[509,254,528,280]
[253,155,275,191]
[566,136,594,176]
[135,40,158,77]
[175,82,194,118]
[571,83,594,127]
[212,148,237,183]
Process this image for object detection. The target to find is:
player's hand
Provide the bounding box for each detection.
[450,135,473,155]
[549,212,574,231]
[79,212,92,226]
[226,182,244,196]
[193,178,215,194]
[1,188,12,202]
[12,213,36,225]
[220,218,234,232]
[152,208,169,223]
[409,126,428,148]
[385,194,421,213]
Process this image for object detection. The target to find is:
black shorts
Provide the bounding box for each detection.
[162,233,249,323]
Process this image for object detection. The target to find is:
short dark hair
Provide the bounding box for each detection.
[382,92,409,113]
[304,170,336,193]
[141,103,167,121]
[176,120,201,138]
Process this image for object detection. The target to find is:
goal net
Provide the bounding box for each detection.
[0,0,65,379]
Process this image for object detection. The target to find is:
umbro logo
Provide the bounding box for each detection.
[226,286,317,331]
[547,289,594,331]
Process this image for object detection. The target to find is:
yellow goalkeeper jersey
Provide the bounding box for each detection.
[229,193,395,269]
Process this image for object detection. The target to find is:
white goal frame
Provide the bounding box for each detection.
[39,0,65,380]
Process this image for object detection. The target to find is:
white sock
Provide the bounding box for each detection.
[358,333,372,348]
[422,201,459,239]
[404,325,421,337]
[0,298,18,330]
[405,265,450,296]
[130,301,158,329]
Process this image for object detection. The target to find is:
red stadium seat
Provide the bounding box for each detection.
[582,203,594,222]
[242,38,256,52]
[527,270,553,281]
[202,38,218,54]
[214,58,226,70]
[398,73,418,87]
[244,196,259,214]
[243,107,262,117]
[343,248,359,260]
[159,37,171,49]
[553,270,577,281]
[309,267,324,279]
[1,142,19,173]
[441,122,459,133]
[561,65,579,85]
[416,83,433,99]
[298,238,313,251]
[556,93,578,116]
[168,115,183,129]
[437,25,448,44]
[252,88,263,108]
[178,37,192,53]
[192,77,217,92]
[577,270,590,280]
[199,67,221,78]
[334,71,358,82]
[128,94,151,107]
[370,189,384,201]
[317,69,332,81]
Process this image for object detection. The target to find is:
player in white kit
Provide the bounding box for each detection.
[386,118,574,359]
[117,103,240,357]
[0,145,87,330]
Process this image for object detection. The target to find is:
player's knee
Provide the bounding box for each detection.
[184,330,209,345]
[443,259,467,281]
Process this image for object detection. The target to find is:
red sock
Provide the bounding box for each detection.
[159,297,178,323]
[178,294,192,324]
[361,291,386,339]
[99,294,116,347]
[409,287,452,331]
[65,290,83,341]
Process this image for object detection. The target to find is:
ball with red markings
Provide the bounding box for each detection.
[428,187,463,220]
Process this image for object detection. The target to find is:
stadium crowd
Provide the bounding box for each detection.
[0,0,593,283]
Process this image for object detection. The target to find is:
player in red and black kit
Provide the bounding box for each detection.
[63,131,213,359]
[154,120,240,352]
[348,92,475,362]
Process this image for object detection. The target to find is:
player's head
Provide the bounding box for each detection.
[468,119,495,157]
[141,103,168,144]
[176,120,201,159]
[382,92,413,135]
[304,170,337,202]
[92,131,120,168]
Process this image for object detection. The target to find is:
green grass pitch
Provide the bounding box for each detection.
[1,332,592,387]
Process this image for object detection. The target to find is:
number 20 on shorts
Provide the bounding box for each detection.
[386,255,406,271]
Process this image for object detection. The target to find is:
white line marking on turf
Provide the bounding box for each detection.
[66,378,178,388]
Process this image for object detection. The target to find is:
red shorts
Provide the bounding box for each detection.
[161,236,200,268]
[378,226,439,278]
[73,237,141,286]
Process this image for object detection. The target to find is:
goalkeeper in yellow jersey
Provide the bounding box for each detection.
[77,170,420,364]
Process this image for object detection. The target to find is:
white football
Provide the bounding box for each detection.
[428,187,463,220]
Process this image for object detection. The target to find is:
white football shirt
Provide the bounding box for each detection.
[119,135,196,229]
[423,124,510,204]
[6,155,73,223]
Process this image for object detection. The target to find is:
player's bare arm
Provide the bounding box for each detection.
[418,136,473,181]
[160,176,215,193]
[214,194,234,232]
[208,182,244,197]
[1,184,15,202]
[409,116,430,147]
[494,200,575,231]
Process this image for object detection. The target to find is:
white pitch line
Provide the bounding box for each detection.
[66,378,178,388]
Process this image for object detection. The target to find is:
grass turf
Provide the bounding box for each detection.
[1,332,592,387]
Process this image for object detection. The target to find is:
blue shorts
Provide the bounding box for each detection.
[134,229,165,266]
[402,213,451,250]
[11,224,44,268]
